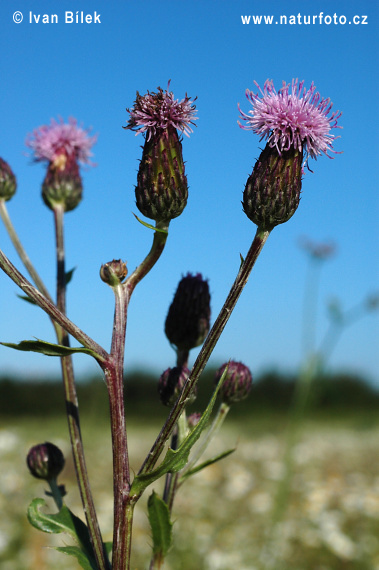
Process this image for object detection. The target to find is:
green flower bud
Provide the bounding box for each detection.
[100,259,128,286]
[243,144,303,231]
[42,153,83,212]
[0,157,17,201]
[26,442,65,481]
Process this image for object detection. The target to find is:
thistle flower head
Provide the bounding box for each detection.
[0,157,17,201]
[26,442,65,481]
[125,81,197,140]
[238,79,342,162]
[215,361,253,405]
[158,366,196,407]
[26,117,97,166]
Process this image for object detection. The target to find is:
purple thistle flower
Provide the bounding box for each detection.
[238,79,342,162]
[26,117,97,165]
[125,81,197,140]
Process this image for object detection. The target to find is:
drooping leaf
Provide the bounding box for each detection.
[54,546,96,570]
[65,267,76,286]
[27,499,98,568]
[0,339,100,360]
[147,491,173,558]
[180,448,236,482]
[131,367,228,496]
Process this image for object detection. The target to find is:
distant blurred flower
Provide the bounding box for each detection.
[26,118,96,211]
[0,157,17,201]
[158,366,196,407]
[238,79,342,162]
[215,361,253,405]
[299,236,336,260]
[26,117,97,165]
[125,81,197,140]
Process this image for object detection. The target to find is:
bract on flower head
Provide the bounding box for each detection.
[238,79,342,161]
[26,117,97,165]
[125,81,197,140]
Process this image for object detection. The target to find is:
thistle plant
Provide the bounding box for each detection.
[0,79,342,569]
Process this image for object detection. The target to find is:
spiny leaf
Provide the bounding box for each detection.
[131,367,228,495]
[0,339,101,360]
[147,492,173,558]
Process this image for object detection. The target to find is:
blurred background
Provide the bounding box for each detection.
[0,1,378,569]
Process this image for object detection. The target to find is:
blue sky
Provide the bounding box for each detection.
[0,0,378,386]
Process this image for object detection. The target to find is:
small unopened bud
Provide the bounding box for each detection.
[243,144,303,231]
[0,157,17,201]
[100,259,128,286]
[165,273,211,351]
[158,366,196,407]
[215,361,253,404]
[26,442,65,481]
[42,153,83,212]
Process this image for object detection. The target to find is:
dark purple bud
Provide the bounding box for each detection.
[158,366,196,407]
[165,273,211,351]
[0,157,17,201]
[187,412,202,430]
[215,361,253,404]
[26,442,65,481]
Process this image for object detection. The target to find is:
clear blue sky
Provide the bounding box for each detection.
[1,0,378,386]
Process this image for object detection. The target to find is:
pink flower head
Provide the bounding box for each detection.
[125,81,197,140]
[26,117,97,165]
[238,79,342,162]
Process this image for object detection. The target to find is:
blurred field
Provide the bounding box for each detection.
[0,408,378,570]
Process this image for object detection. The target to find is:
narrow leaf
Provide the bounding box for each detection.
[148,491,173,557]
[133,213,168,234]
[54,546,96,570]
[65,267,76,286]
[180,448,236,482]
[131,368,228,495]
[17,294,38,305]
[1,339,100,360]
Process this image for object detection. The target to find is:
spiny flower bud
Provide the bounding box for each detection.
[0,158,17,201]
[239,79,342,230]
[158,366,196,407]
[100,259,128,286]
[243,144,303,230]
[26,117,96,212]
[125,83,197,224]
[215,361,253,405]
[165,273,211,351]
[26,442,65,481]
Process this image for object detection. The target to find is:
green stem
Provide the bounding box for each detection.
[138,227,270,476]
[53,205,110,570]
[48,478,64,511]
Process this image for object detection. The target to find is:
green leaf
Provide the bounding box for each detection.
[147,492,173,558]
[54,546,96,570]
[65,267,76,286]
[131,368,227,496]
[27,499,98,568]
[17,294,38,305]
[133,213,168,234]
[0,339,100,360]
[180,448,236,482]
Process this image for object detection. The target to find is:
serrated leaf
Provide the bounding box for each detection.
[17,294,38,305]
[27,499,98,567]
[180,448,236,482]
[133,213,168,234]
[65,267,76,286]
[54,546,96,570]
[0,339,100,360]
[147,491,173,558]
[131,368,227,495]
